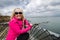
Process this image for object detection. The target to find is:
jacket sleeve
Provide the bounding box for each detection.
[24,19,32,30]
[9,20,32,35]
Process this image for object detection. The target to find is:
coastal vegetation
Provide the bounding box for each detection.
[0,16,10,23]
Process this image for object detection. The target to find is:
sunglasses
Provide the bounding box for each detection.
[15,12,23,14]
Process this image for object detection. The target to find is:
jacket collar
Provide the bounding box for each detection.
[13,16,22,21]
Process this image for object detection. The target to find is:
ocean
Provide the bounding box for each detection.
[27,17,60,34]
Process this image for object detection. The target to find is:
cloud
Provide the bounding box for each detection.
[24,0,60,17]
[0,0,30,16]
[0,0,60,17]
[0,0,30,8]
[50,0,60,6]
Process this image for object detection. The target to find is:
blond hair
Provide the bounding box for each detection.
[10,8,24,21]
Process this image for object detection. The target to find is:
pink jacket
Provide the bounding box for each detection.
[6,17,32,40]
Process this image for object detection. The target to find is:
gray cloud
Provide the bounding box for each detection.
[50,1,60,6]
[0,0,60,17]
[0,0,30,8]
[24,0,60,17]
[0,0,30,16]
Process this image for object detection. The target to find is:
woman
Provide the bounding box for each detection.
[6,8,32,40]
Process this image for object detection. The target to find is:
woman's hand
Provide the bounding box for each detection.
[30,23,33,26]
[26,23,33,27]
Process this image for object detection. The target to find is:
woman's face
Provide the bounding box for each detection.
[14,9,23,19]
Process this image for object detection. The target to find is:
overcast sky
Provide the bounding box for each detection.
[0,0,60,17]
